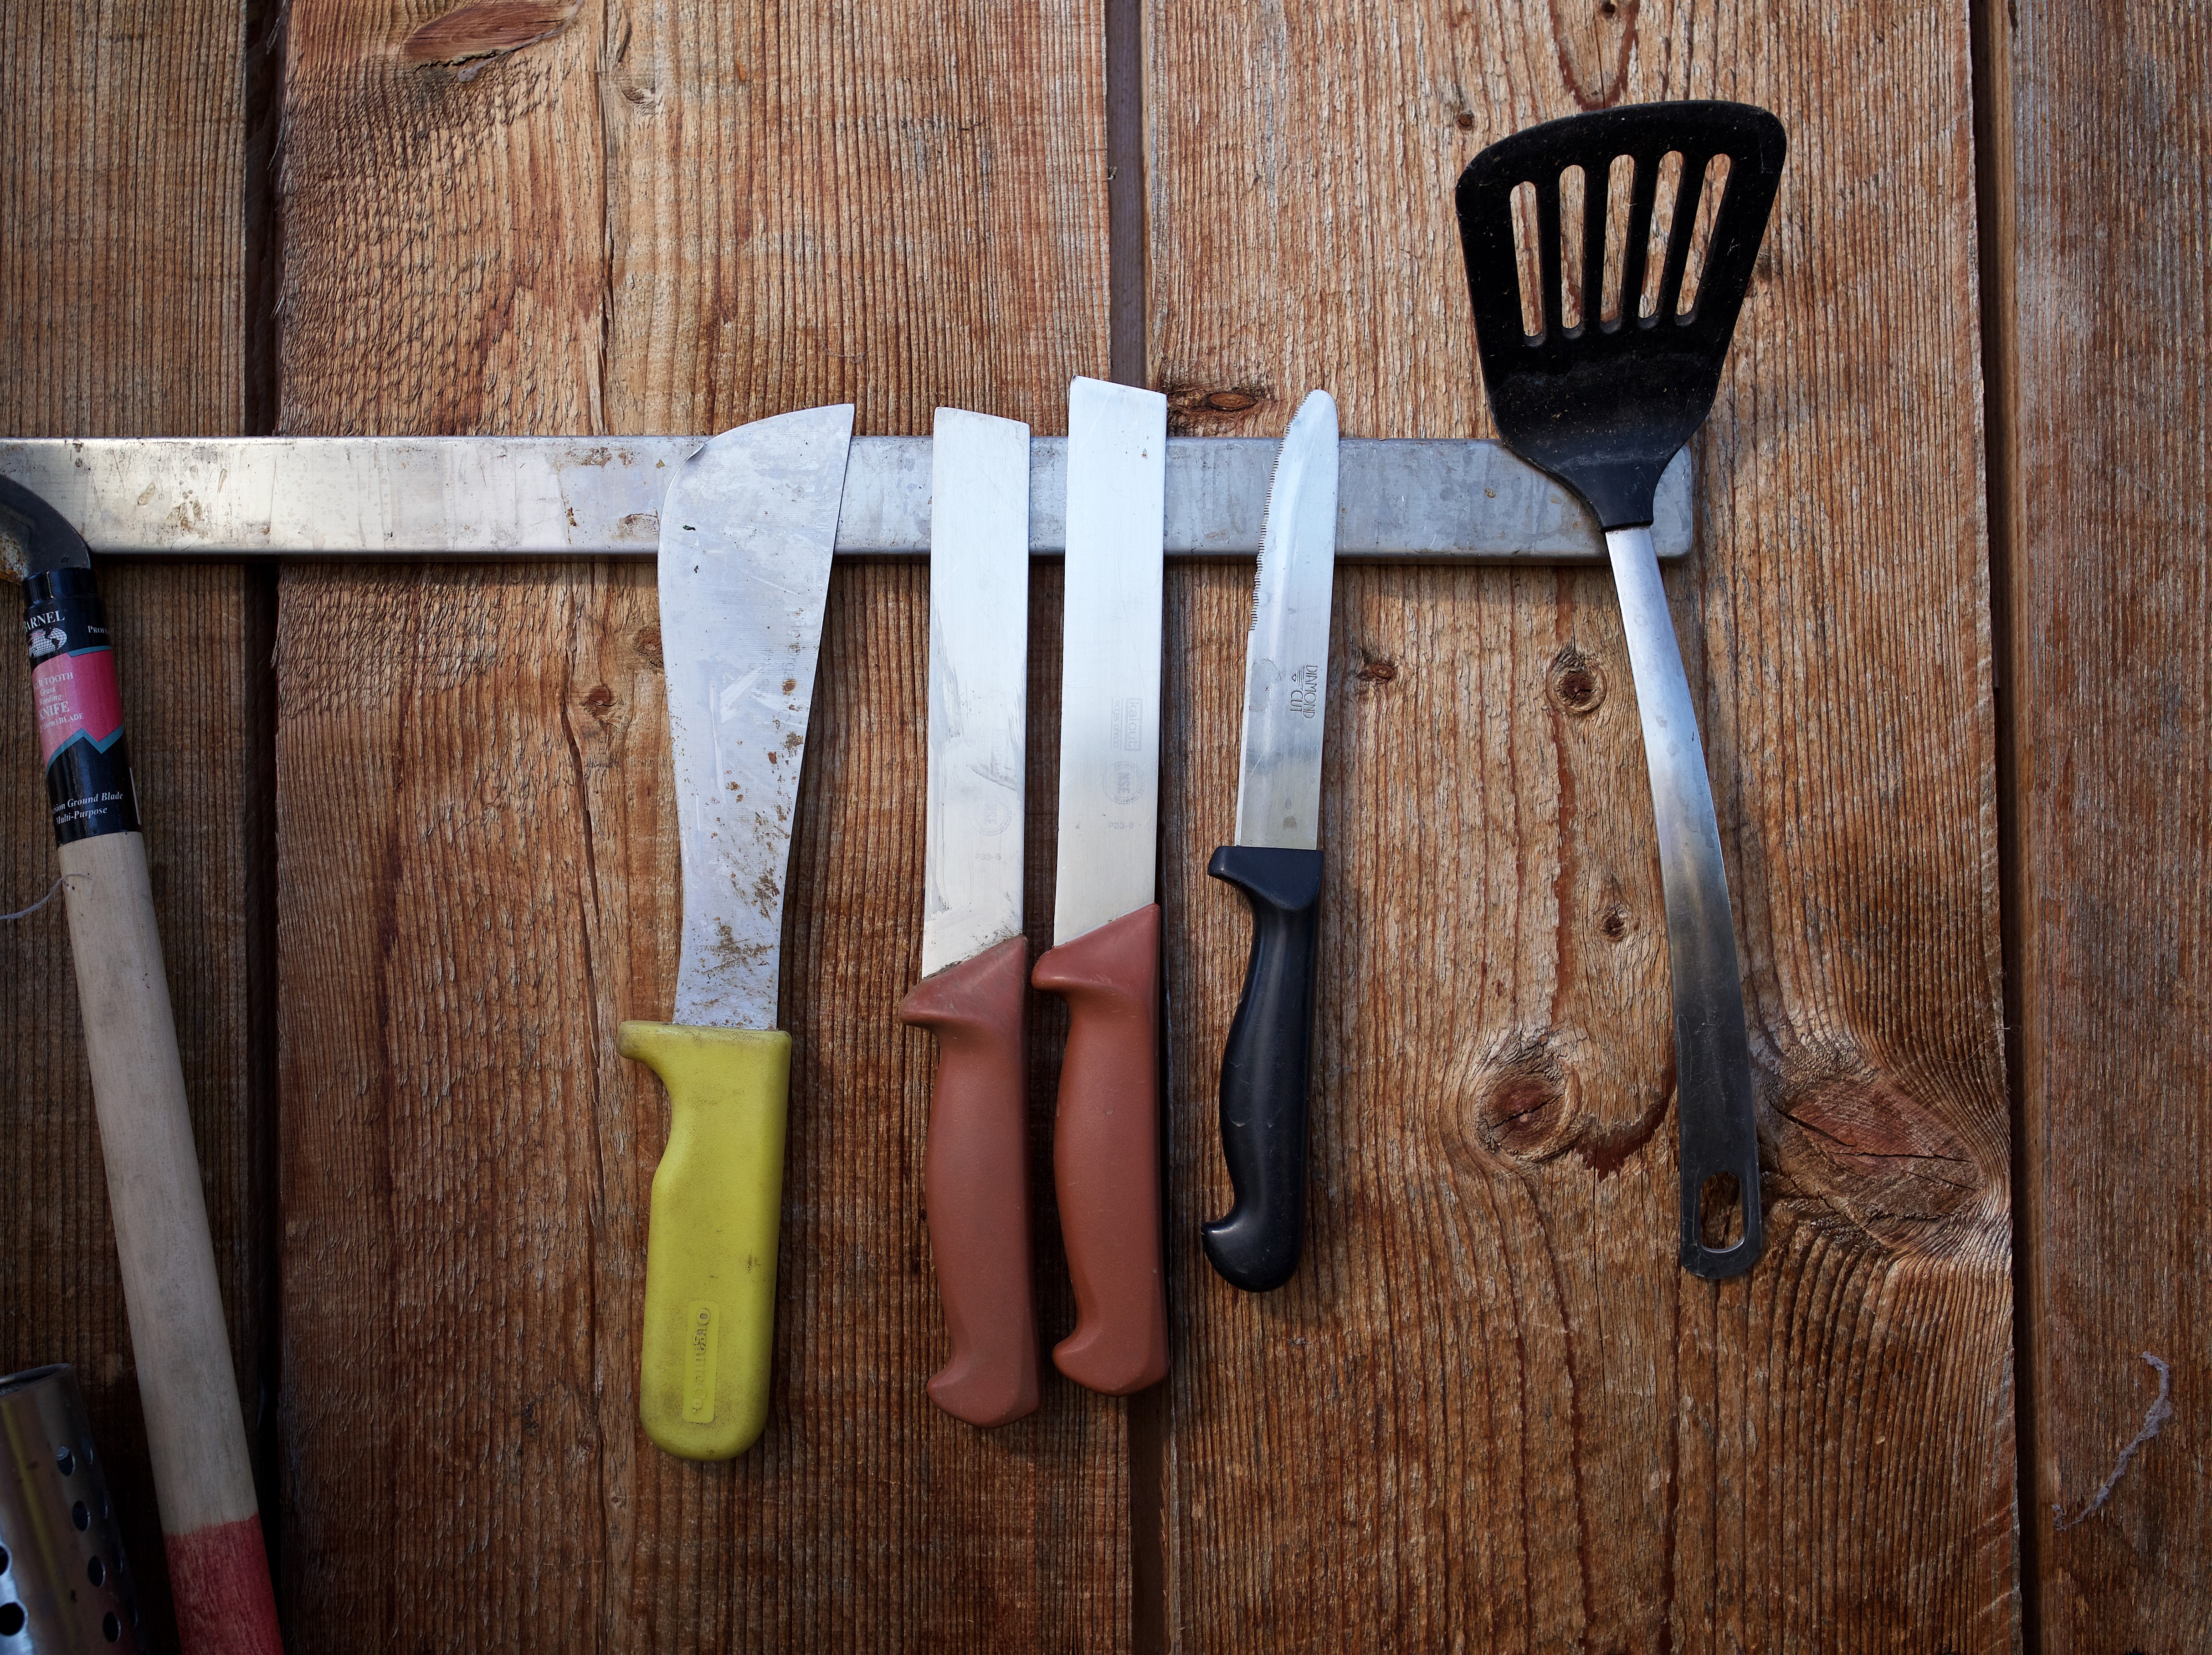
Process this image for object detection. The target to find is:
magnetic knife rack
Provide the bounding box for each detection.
[0,437,1690,566]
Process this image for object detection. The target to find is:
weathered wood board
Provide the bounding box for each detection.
[0,2,264,1648]
[2005,3,2212,1646]
[14,0,2211,1648]
[1148,0,2017,1648]
[272,1,1123,1648]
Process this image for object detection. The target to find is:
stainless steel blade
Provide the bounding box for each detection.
[660,406,854,1030]
[919,409,1031,978]
[1233,391,1339,851]
[0,438,1690,562]
[1051,379,1167,946]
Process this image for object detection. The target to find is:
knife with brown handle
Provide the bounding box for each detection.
[1032,378,1170,1395]
[898,409,1040,1426]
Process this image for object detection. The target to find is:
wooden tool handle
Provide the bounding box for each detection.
[1032,904,1169,1395]
[899,936,1040,1427]
[59,830,283,1655]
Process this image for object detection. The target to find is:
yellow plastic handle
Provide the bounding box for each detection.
[618,1020,790,1459]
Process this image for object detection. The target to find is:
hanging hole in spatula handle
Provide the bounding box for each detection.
[1677,979,1764,1282]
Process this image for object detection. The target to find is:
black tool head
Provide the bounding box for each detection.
[0,475,93,577]
[1456,101,1785,529]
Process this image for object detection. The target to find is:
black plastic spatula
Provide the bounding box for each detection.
[1455,101,1786,1279]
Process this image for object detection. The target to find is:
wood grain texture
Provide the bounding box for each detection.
[1149,2,2016,1648]
[600,0,1109,434]
[0,2,260,1648]
[275,562,1124,1652]
[281,0,1108,436]
[273,0,1119,1646]
[0,0,246,434]
[2007,2,2212,1645]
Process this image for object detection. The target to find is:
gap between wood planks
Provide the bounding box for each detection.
[1968,0,2037,1646]
[1106,2,1171,1650]
[240,0,288,1620]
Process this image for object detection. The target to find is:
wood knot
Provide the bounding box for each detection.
[1546,645,1606,715]
[1355,655,1399,684]
[402,0,580,77]
[632,627,663,669]
[1453,1031,1584,1169]
[1447,1027,1671,1180]
[581,683,615,714]
[1765,1039,2001,1260]
[1164,380,1273,434]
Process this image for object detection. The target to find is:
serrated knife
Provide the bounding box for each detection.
[1203,389,1339,1291]
[617,405,854,1459]
[1032,376,1171,1395]
[898,408,1040,1427]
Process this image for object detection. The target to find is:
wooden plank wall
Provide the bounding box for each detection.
[2001,2,2212,1648]
[0,4,268,1652]
[1149,2,2016,1649]
[270,1,1121,1649]
[2,0,2207,1650]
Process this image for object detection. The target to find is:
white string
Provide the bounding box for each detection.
[0,872,86,922]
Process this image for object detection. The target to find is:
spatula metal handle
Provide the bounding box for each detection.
[899,935,1041,1427]
[1605,525,1764,1278]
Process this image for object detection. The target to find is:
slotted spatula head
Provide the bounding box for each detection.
[1456,101,1786,528]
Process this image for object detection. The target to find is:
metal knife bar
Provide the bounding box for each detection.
[0,436,1689,563]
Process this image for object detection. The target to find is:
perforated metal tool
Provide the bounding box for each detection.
[0,1366,146,1652]
[1456,101,1786,1278]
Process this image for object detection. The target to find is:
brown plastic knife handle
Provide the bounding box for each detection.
[1032,902,1169,1394]
[900,934,1041,1426]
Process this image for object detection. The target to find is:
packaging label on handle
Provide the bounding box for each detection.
[21,568,139,845]
[32,648,126,762]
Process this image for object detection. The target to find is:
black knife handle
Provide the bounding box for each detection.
[1202,845,1324,1291]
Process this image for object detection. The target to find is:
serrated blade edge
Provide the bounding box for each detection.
[1233,390,1338,850]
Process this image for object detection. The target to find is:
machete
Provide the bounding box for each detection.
[616,407,853,1458]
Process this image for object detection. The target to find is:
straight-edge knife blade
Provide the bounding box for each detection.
[903,407,1042,1428]
[1233,391,1339,850]
[1035,375,1171,1396]
[661,405,855,1030]
[1052,378,1168,946]
[920,410,1031,977]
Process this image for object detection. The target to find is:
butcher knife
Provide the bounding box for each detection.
[898,409,1040,1427]
[617,405,854,1459]
[1033,377,1170,1395]
[1202,389,1338,1292]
